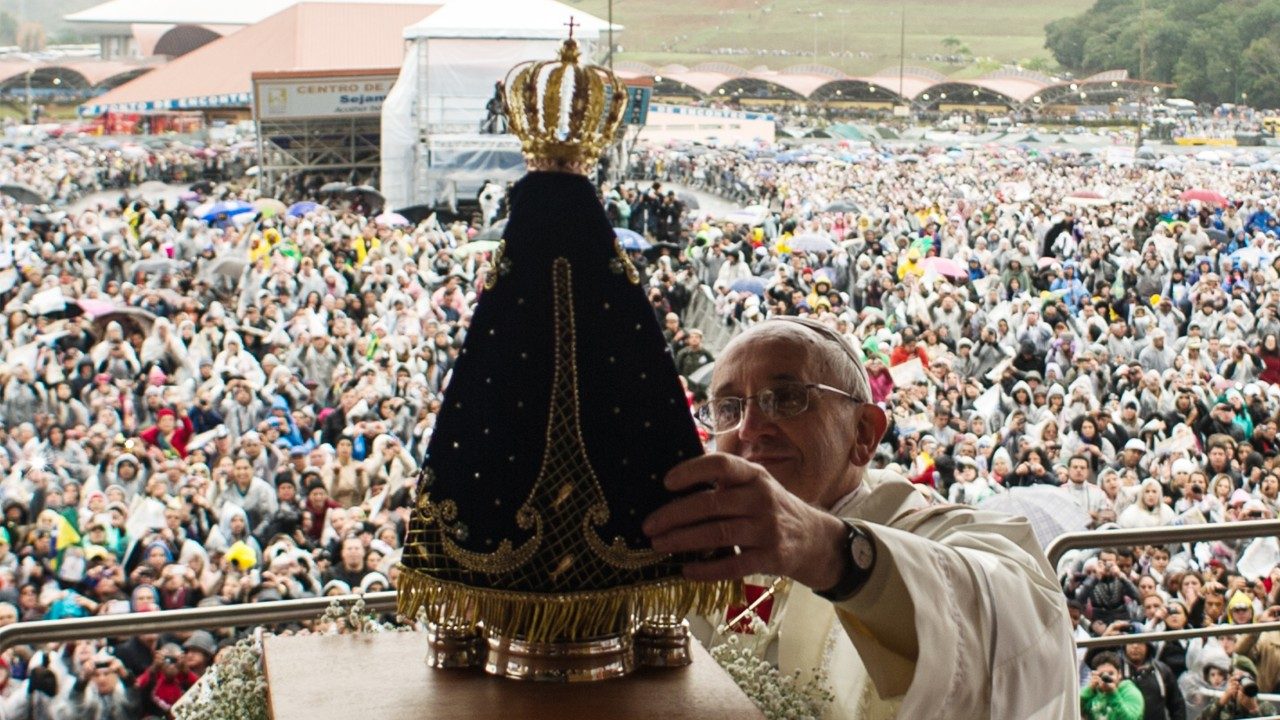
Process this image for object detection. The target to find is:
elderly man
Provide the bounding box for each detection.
[645,317,1077,719]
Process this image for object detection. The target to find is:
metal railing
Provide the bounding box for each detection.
[1047,519,1280,566]
[0,591,397,653]
[1050,519,1280,656]
[1077,620,1280,650]
[2,521,1279,655]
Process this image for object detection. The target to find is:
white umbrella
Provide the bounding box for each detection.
[980,486,1091,550]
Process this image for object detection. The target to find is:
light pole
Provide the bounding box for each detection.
[24,69,33,125]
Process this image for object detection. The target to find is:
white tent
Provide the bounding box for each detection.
[381,0,618,209]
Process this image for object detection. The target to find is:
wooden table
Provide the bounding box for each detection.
[263,631,765,720]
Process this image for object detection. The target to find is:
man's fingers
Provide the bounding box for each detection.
[680,549,770,583]
[649,517,763,556]
[663,453,762,493]
[643,486,756,537]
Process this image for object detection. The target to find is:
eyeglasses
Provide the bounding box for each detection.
[697,382,863,435]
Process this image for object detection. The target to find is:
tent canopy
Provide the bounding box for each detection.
[402,0,619,40]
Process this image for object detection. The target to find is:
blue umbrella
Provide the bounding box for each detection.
[287,201,320,217]
[730,277,767,296]
[615,228,650,251]
[199,201,254,222]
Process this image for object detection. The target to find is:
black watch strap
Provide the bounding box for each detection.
[814,519,876,602]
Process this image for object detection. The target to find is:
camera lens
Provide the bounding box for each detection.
[1243,678,1259,698]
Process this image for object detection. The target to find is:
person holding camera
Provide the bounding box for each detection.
[1077,548,1144,624]
[1082,652,1145,720]
[135,643,197,719]
[1198,656,1277,720]
[1235,601,1280,693]
[66,651,138,720]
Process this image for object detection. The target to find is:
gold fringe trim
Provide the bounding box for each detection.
[396,565,743,644]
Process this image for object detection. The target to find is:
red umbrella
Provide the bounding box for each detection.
[1179,188,1229,206]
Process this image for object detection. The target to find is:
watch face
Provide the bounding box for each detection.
[851,534,875,571]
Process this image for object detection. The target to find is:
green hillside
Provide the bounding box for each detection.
[568,0,1094,77]
[26,0,1093,77]
[1,0,99,40]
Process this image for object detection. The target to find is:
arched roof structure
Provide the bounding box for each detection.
[611,64,1159,110]
[152,25,225,57]
[0,60,158,92]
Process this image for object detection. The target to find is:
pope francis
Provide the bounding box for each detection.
[644,317,1078,719]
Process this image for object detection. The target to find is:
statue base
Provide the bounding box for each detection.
[262,631,764,720]
[483,632,635,681]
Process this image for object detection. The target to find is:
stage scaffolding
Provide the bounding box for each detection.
[257,115,382,199]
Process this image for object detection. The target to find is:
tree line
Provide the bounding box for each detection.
[1045,0,1280,109]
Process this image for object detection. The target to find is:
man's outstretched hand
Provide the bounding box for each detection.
[643,453,848,592]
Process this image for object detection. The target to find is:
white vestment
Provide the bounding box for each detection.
[698,470,1079,720]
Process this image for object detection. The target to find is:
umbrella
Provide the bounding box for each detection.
[0,183,46,205]
[615,228,650,251]
[1230,247,1271,268]
[722,204,769,226]
[76,299,120,318]
[198,201,254,222]
[789,234,836,253]
[1037,257,1060,270]
[822,200,858,213]
[287,201,320,217]
[346,184,386,211]
[375,212,411,228]
[395,205,435,225]
[89,306,156,335]
[188,180,214,193]
[678,192,700,210]
[131,258,188,276]
[979,486,1091,550]
[729,277,767,296]
[642,241,681,259]
[476,219,508,243]
[1062,191,1111,207]
[346,185,384,200]
[319,181,348,194]
[1179,188,1229,206]
[689,361,716,388]
[200,256,249,280]
[253,198,287,218]
[454,240,500,257]
[919,256,966,279]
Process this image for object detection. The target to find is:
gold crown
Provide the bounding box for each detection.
[504,38,626,175]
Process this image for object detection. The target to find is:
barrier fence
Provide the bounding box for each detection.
[1,521,1278,679]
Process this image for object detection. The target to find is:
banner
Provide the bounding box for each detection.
[254,72,399,120]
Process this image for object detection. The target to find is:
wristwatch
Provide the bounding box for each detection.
[815,519,877,602]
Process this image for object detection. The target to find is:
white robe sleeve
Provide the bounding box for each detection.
[833,477,1079,719]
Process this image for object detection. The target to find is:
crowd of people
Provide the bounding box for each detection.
[0,121,1276,716]
[630,138,1280,719]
